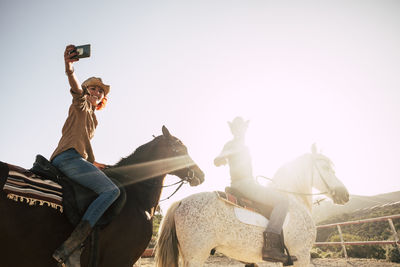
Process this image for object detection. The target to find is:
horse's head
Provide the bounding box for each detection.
[310,144,349,205]
[155,126,205,186]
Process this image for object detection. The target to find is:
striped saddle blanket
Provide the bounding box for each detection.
[3,163,63,212]
[2,161,126,227]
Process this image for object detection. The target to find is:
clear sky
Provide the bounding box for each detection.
[1,0,399,212]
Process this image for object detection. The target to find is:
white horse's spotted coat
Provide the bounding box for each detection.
[157,149,349,267]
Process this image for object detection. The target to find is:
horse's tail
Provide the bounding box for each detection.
[0,161,9,179]
[155,201,181,267]
[0,161,9,189]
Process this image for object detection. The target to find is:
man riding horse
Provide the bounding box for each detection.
[214,116,291,263]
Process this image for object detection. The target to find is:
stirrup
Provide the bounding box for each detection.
[282,254,298,266]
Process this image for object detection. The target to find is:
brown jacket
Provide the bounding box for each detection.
[51,89,98,163]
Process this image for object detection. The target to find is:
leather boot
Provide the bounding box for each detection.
[262,231,288,263]
[62,249,82,267]
[52,220,92,266]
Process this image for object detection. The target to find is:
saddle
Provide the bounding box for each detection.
[5,155,126,227]
[222,186,274,220]
[216,186,296,266]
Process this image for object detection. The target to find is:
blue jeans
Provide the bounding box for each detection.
[52,148,120,227]
[231,178,288,234]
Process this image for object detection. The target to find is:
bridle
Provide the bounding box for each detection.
[311,156,335,196]
[159,166,198,202]
[159,139,199,202]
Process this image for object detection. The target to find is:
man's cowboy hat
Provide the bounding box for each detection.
[82,77,110,96]
[228,116,250,133]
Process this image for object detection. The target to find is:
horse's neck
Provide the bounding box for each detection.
[273,155,314,211]
[129,176,165,211]
[107,165,166,211]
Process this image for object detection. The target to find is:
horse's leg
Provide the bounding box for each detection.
[282,202,315,267]
[179,237,213,267]
[183,259,208,267]
[174,195,218,267]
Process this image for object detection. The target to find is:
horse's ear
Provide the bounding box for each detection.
[311,143,317,154]
[162,125,171,138]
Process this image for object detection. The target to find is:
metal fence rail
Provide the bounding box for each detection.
[314,214,400,259]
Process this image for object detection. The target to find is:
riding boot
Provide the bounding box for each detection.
[52,220,92,266]
[262,231,288,263]
[62,248,82,267]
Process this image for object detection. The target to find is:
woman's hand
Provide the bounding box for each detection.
[94,161,109,170]
[64,44,82,93]
[64,44,79,73]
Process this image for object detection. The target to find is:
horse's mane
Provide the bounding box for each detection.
[273,152,333,182]
[114,135,163,167]
[102,135,167,189]
[273,154,310,180]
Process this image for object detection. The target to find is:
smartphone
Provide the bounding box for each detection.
[70,44,91,59]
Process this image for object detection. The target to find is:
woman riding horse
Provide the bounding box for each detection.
[50,45,120,266]
[214,116,290,263]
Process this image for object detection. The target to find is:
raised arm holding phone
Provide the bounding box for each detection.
[50,44,120,267]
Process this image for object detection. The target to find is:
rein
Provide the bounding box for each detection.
[257,176,328,196]
[161,180,184,188]
[160,167,194,202]
[257,156,334,197]
[159,180,186,202]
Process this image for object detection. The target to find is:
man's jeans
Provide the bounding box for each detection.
[52,148,120,227]
[231,178,288,234]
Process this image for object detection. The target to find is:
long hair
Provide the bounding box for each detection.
[96,97,107,110]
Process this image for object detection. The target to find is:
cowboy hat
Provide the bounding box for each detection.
[82,77,110,96]
[228,116,250,134]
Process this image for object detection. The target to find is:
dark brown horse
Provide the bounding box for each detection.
[0,126,204,267]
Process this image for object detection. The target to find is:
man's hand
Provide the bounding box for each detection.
[214,157,227,167]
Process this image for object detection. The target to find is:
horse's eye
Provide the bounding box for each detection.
[323,165,332,172]
[176,140,183,145]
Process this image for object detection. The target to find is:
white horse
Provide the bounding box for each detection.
[155,144,349,267]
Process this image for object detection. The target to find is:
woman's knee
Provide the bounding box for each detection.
[98,185,120,204]
[109,184,120,200]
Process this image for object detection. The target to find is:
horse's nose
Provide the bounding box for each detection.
[199,169,205,182]
[333,186,349,204]
[195,169,205,185]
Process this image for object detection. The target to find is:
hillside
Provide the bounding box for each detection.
[312,191,400,223]
[313,198,400,262]
[316,200,400,239]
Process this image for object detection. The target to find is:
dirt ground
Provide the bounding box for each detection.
[134,255,400,267]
